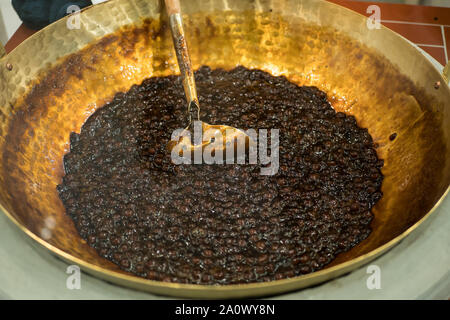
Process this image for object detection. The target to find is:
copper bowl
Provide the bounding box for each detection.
[0,0,449,298]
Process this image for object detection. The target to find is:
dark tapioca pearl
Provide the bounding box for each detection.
[258,254,269,263]
[389,133,397,141]
[135,263,145,273]
[146,271,159,279]
[87,235,96,244]
[118,244,129,252]
[112,252,122,261]
[274,273,284,280]
[203,249,214,258]
[98,231,108,239]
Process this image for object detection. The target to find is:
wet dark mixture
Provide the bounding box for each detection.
[58,66,383,284]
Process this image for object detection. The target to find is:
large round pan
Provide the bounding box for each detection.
[0,0,449,298]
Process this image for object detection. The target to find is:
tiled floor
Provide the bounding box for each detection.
[329,0,450,65]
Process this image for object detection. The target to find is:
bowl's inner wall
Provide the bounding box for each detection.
[0,4,448,276]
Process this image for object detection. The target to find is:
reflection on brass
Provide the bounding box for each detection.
[0,43,5,59]
[443,61,449,84]
[0,0,448,298]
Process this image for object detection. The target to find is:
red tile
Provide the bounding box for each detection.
[327,0,450,26]
[382,22,443,46]
[418,45,446,66]
[445,27,450,65]
[5,24,37,54]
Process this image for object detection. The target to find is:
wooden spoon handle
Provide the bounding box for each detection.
[164,0,200,123]
[164,0,181,16]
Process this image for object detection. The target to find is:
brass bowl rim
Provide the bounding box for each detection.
[1,0,449,295]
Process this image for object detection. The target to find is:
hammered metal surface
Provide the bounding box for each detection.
[0,0,449,298]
